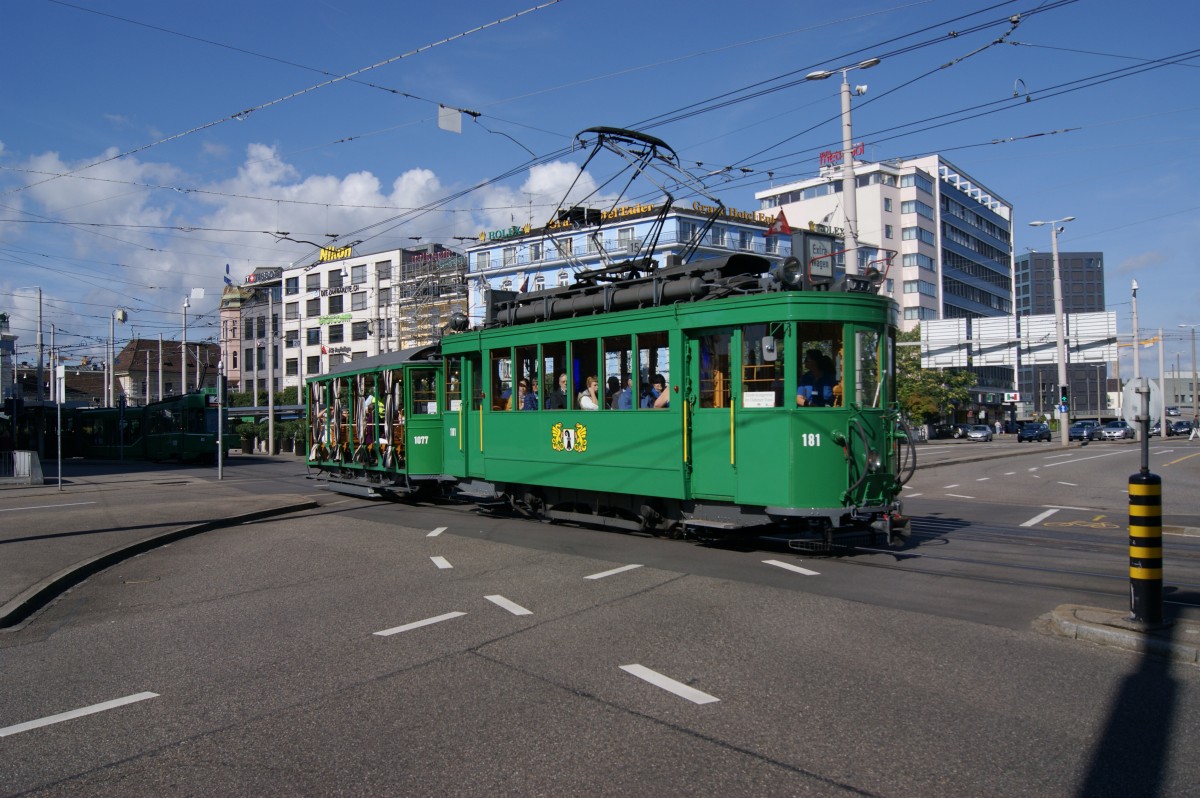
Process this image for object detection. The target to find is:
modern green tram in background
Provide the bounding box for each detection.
[59,392,230,462]
[306,252,916,546]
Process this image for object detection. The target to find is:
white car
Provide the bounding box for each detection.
[1099,420,1134,440]
[966,424,993,442]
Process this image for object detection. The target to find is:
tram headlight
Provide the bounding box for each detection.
[775,256,803,290]
[867,449,883,472]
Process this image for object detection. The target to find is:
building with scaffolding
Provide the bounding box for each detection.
[222,244,468,394]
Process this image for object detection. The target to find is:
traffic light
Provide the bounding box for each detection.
[1060,385,1070,407]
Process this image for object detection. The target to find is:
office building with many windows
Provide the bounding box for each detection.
[1014,250,1108,417]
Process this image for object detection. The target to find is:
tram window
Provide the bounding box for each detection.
[603,335,632,410]
[187,408,204,433]
[795,323,842,408]
[470,357,483,412]
[515,345,538,411]
[637,331,670,409]
[570,339,599,410]
[445,357,462,411]
[698,332,732,409]
[742,323,785,408]
[857,329,882,408]
[542,342,567,409]
[411,368,438,415]
[490,349,511,411]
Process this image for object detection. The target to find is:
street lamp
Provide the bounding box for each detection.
[1029,216,1075,448]
[109,309,128,406]
[1181,323,1200,426]
[806,57,880,275]
[182,296,189,396]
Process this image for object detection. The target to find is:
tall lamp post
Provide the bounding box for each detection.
[806,57,880,276]
[1181,323,1200,429]
[109,308,128,407]
[1029,216,1075,448]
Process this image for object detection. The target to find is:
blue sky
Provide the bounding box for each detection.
[2,0,1198,378]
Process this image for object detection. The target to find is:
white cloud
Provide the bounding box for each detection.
[1115,251,1167,274]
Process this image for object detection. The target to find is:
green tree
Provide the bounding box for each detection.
[895,325,976,424]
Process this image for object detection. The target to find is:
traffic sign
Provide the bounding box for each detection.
[1122,378,1161,425]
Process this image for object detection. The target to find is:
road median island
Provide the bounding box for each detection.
[0,495,319,631]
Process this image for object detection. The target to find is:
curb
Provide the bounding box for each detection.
[0,498,320,632]
[1046,604,1200,665]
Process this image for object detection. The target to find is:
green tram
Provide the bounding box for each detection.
[306,252,915,546]
[67,392,231,462]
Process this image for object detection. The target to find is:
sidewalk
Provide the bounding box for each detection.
[0,456,319,630]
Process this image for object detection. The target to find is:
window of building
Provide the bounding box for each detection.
[328,270,344,289]
[285,276,299,295]
[231,351,238,369]
[306,274,321,292]
[900,172,934,194]
[534,274,546,291]
[378,287,391,306]
[351,321,370,341]
[306,328,320,345]
[883,198,893,213]
[884,225,894,240]
[503,246,517,266]
[556,237,573,257]
[710,227,725,247]
[477,251,491,270]
[307,355,320,373]
[351,264,366,285]
[617,227,635,251]
[306,298,320,317]
[328,294,344,314]
[902,253,935,270]
[739,231,753,251]
[530,242,543,261]
[351,291,367,311]
[901,199,935,219]
[678,220,698,244]
[902,226,936,245]
[328,324,344,344]
[285,359,298,376]
[285,302,299,320]
[285,329,299,348]
[558,270,569,287]
[376,261,392,281]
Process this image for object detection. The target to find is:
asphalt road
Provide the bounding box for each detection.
[2,451,1199,796]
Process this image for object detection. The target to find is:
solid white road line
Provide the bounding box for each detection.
[1058,481,1078,487]
[1021,508,1060,527]
[374,611,466,637]
[430,556,452,569]
[0,692,158,738]
[585,564,643,580]
[945,493,975,499]
[427,526,447,537]
[0,501,97,513]
[619,664,719,704]
[485,595,532,615]
[763,559,820,576]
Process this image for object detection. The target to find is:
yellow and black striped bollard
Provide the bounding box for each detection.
[1128,471,1163,625]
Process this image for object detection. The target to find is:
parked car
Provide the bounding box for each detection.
[1099,420,1134,440]
[1017,422,1052,442]
[950,423,973,439]
[1068,420,1100,441]
[1171,419,1193,436]
[966,424,993,442]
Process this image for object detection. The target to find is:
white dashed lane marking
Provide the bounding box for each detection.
[485,595,532,616]
[763,559,820,576]
[374,611,466,637]
[619,664,720,705]
[0,692,158,738]
[585,564,643,580]
[1022,508,1061,527]
[427,526,447,537]
[430,556,452,569]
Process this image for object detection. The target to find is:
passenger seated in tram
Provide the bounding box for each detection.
[546,373,568,409]
[796,349,835,407]
[642,374,670,409]
[578,376,601,410]
[612,376,634,410]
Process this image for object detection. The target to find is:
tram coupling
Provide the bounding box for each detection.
[873,511,911,547]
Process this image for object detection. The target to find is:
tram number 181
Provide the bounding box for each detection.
[802,433,821,447]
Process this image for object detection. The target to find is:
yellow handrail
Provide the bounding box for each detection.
[682,399,689,463]
[729,400,735,465]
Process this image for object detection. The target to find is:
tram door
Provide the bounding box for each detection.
[687,329,737,500]
[441,354,484,479]
[405,364,443,476]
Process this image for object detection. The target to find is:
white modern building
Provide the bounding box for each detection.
[755,154,1014,332]
[222,244,467,396]
[463,201,789,322]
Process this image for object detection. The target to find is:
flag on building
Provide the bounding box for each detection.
[321,345,327,354]
[765,210,792,237]
[438,105,462,134]
[223,264,232,285]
